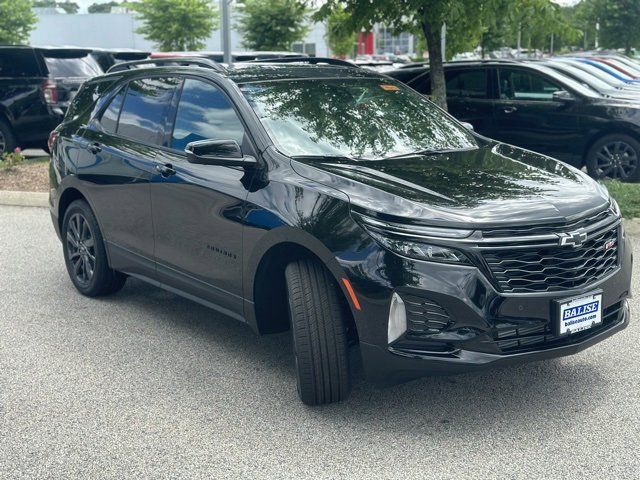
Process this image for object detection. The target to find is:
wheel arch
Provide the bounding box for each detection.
[244,228,359,342]
[582,124,640,166]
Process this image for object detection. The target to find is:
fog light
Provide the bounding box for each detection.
[388,293,407,344]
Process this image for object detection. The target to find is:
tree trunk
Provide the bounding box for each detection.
[422,20,447,111]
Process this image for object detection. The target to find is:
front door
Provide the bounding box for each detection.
[151,77,253,319]
[493,67,582,162]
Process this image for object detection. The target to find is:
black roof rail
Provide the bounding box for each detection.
[107,57,226,73]
[247,56,357,68]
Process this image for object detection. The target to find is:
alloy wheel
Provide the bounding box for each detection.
[595,141,638,180]
[66,213,96,286]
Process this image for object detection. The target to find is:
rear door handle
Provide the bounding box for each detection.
[156,163,176,177]
[87,142,102,154]
[503,106,518,114]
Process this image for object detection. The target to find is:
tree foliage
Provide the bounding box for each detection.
[0,0,37,44]
[325,6,357,57]
[129,0,218,51]
[88,1,122,13]
[588,0,640,54]
[32,1,80,14]
[236,0,309,51]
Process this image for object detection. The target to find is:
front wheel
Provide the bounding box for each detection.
[285,259,351,405]
[62,200,126,296]
[586,134,640,182]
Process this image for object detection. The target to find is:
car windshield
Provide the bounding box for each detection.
[44,54,103,77]
[240,78,477,160]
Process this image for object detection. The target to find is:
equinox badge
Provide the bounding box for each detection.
[558,230,588,248]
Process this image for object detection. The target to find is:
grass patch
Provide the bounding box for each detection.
[0,156,49,171]
[603,180,640,219]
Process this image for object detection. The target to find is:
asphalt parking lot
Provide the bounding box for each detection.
[1,205,638,479]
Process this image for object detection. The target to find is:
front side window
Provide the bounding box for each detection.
[117,77,181,145]
[171,79,245,151]
[498,68,561,101]
[241,78,476,160]
[445,69,488,99]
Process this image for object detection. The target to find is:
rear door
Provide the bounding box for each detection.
[443,66,495,134]
[493,66,582,161]
[77,76,181,277]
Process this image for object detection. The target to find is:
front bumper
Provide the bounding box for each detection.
[341,228,633,385]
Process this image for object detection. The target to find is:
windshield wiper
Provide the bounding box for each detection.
[291,154,362,162]
[383,147,477,161]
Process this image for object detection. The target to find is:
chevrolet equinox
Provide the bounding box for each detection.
[49,58,633,405]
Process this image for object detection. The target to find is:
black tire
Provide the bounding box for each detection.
[62,200,126,297]
[586,134,640,182]
[285,259,351,405]
[0,118,16,154]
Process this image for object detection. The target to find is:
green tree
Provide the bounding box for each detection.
[88,1,121,13]
[588,0,640,54]
[316,1,497,111]
[325,6,357,57]
[236,0,309,51]
[32,1,80,14]
[0,0,36,44]
[129,0,218,51]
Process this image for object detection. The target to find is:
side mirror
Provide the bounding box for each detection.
[460,122,475,131]
[552,90,575,103]
[185,139,257,167]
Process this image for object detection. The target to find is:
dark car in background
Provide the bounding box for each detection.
[0,45,103,153]
[49,59,632,405]
[388,60,640,181]
[90,48,150,72]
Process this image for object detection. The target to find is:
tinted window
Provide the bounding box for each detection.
[43,55,103,77]
[445,69,487,99]
[241,79,476,159]
[499,68,561,101]
[65,79,114,123]
[117,77,181,145]
[0,49,41,77]
[100,89,125,134]
[171,79,245,151]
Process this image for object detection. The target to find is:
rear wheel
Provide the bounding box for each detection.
[586,134,640,182]
[62,200,126,296]
[0,118,16,154]
[285,259,351,405]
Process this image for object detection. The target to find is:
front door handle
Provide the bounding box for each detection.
[87,142,102,154]
[503,106,518,114]
[156,163,176,177]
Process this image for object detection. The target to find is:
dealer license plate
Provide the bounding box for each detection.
[558,292,602,336]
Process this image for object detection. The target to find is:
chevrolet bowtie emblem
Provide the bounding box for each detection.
[558,230,588,248]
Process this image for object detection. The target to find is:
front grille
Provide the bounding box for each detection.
[403,295,452,337]
[494,301,625,353]
[482,207,613,238]
[482,226,619,293]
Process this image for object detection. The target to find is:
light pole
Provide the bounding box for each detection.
[220,0,232,64]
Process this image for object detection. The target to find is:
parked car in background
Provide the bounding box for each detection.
[388,60,640,181]
[0,45,102,153]
[90,48,150,72]
[149,51,307,62]
[49,58,632,405]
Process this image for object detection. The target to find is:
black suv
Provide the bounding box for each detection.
[49,59,632,405]
[0,45,103,153]
[388,60,640,181]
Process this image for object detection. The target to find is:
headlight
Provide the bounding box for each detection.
[367,230,471,264]
[610,198,622,219]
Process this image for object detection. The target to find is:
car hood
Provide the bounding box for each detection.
[290,143,610,228]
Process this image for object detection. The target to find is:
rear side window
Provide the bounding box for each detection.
[65,80,114,123]
[171,79,245,151]
[445,69,487,99]
[498,68,561,101]
[117,77,181,145]
[0,49,42,77]
[100,89,125,134]
[42,54,103,77]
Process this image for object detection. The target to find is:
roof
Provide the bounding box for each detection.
[105,62,382,84]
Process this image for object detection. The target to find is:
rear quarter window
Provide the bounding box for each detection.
[0,49,42,77]
[65,80,116,124]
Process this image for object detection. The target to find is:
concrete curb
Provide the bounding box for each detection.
[624,218,640,237]
[0,190,48,208]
